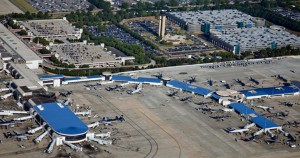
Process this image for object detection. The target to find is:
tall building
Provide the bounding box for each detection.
[158,15,166,37]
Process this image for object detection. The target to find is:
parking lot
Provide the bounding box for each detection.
[88,25,162,55]
[123,18,216,56]
[273,8,300,22]
[26,0,90,12]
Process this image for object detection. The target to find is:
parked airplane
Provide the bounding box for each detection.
[88,121,98,128]
[249,76,259,85]
[152,72,163,79]
[59,91,72,97]
[186,76,197,84]
[226,128,249,134]
[208,79,213,86]
[1,110,29,115]
[46,139,56,153]
[1,93,13,100]
[13,130,21,135]
[210,115,231,120]
[88,137,112,145]
[84,84,99,90]
[18,144,26,148]
[95,132,111,138]
[13,113,36,121]
[167,91,178,97]
[284,121,300,127]
[195,101,213,106]
[75,110,91,117]
[224,83,231,89]
[235,78,245,86]
[102,115,125,123]
[256,106,273,111]
[0,112,13,116]
[200,108,219,113]
[28,122,47,134]
[0,88,10,93]
[222,108,234,112]
[280,101,294,107]
[105,85,122,91]
[0,120,18,127]
[89,115,125,128]
[224,128,235,133]
[127,83,142,94]
[3,132,13,138]
[264,139,278,144]
[240,137,256,142]
[16,135,28,141]
[180,96,192,101]
[277,75,288,82]
[64,98,72,105]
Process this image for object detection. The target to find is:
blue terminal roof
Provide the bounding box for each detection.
[64,77,81,81]
[39,74,65,80]
[111,75,161,83]
[33,102,88,136]
[228,103,257,116]
[251,115,279,129]
[167,80,212,96]
[228,103,279,129]
[86,75,103,79]
[136,77,161,83]
[63,75,103,82]
[240,86,299,97]
[111,75,135,82]
[211,93,221,100]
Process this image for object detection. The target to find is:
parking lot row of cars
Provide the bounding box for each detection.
[273,8,300,22]
[88,25,162,55]
[26,0,90,12]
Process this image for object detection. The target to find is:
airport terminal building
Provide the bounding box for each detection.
[166,10,260,33]
[49,42,126,68]
[165,9,300,54]
[33,102,89,145]
[210,27,300,54]
[17,17,82,41]
[0,24,42,69]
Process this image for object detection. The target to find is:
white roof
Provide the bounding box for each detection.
[169,9,255,27]
[10,63,42,89]
[0,24,42,62]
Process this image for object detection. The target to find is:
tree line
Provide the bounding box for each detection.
[1,11,50,20]
[253,45,300,58]
[44,66,139,76]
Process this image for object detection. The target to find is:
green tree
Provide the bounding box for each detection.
[168,0,179,6]
[97,24,106,32]
[39,48,51,54]
[154,0,166,9]
[88,4,95,11]
[80,64,90,68]
[121,2,129,9]
[50,56,60,64]
[68,64,76,68]
[7,19,20,29]
[194,0,204,5]
[33,37,50,45]
[204,0,210,6]
[18,30,27,35]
